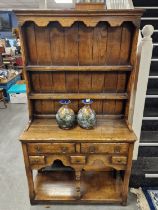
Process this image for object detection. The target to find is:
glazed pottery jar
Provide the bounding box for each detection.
[56,99,76,129]
[77,99,96,129]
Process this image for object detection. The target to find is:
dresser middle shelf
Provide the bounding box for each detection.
[26,65,133,72]
[28,93,128,100]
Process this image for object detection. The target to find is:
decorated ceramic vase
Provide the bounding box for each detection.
[77,99,96,129]
[56,100,76,129]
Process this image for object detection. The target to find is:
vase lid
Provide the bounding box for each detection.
[82,99,93,105]
[59,99,71,105]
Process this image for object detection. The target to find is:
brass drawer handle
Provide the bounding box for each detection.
[29,156,45,165]
[70,156,86,164]
[89,146,96,153]
[114,146,120,154]
[35,146,41,153]
[32,159,39,164]
[112,156,127,165]
[61,147,68,153]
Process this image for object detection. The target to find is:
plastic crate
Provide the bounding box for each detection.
[8,84,27,104]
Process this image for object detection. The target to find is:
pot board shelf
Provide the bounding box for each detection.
[34,170,123,204]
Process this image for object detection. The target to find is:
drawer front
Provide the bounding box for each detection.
[111,156,127,165]
[70,156,86,164]
[81,143,129,154]
[29,156,45,165]
[27,143,75,155]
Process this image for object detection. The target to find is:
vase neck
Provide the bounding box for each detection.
[82,99,93,106]
[63,104,68,108]
[84,104,90,108]
[59,99,71,106]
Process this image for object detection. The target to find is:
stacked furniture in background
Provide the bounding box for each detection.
[0,72,21,101]
[0,47,4,68]
[0,38,23,101]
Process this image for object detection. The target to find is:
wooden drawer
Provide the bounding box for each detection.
[111,156,127,165]
[81,143,129,154]
[29,156,45,165]
[70,156,86,164]
[27,143,75,155]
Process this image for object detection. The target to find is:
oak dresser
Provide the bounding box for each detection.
[14,6,144,205]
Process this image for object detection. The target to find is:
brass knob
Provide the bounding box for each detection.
[89,146,95,153]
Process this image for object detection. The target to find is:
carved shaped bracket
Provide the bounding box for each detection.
[83,155,126,171]
[30,155,71,170]
[18,16,140,28]
[30,154,126,171]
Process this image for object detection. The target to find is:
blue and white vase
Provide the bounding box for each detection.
[56,100,76,129]
[77,99,96,129]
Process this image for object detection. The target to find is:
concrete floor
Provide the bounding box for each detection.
[0,103,138,210]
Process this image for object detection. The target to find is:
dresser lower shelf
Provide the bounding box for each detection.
[33,170,123,204]
[20,118,136,142]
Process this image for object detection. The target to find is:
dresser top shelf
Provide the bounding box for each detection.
[14,9,144,14]
[14,8,144,28]
[20,118,136,142]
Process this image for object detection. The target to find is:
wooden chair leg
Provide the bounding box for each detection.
[0,89,7,109]
[121,200,127,206]
[3,97,7,108]
[0,101,5,108]
[0,98,7,108]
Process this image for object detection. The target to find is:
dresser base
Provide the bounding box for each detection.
[21,118,135,206]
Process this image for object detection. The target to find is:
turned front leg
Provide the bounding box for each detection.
[22,143,35,203]
[122,144,134,205]
[75,170,81,199]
